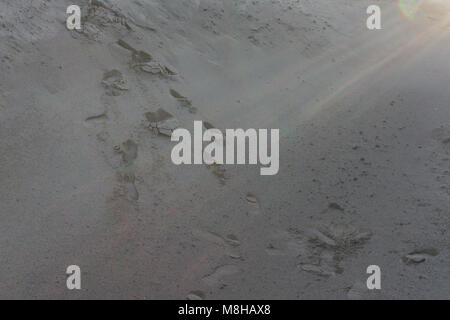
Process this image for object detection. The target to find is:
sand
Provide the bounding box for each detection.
[0,0,449,299]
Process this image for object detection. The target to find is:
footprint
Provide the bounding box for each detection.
[145,108,180,137]
[170,89,197,114]
[117,39,138,53]
[114,173,139,203]
[102,70,129,96]
[403,248,439,265]
[202,265,240,287]
[192,229,227,246]
[265,240,305,257]
[192,230,241,247]
[193,229,243,262]
[84,113,108,127]
[132,50,153,65]
[246,192,263,215]
[115,140,138,166]
[227,251,243,260]
[308,229,338,247]
[125,181,139,201]
[141,62,177,77]
[299,264,336,277]
[117,40,176,77]
[170,89,190,103]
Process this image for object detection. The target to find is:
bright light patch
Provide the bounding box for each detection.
[398,0,422,19]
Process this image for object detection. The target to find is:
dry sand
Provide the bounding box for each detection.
[0,0,449,299]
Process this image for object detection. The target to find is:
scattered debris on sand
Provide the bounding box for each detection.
[300,264,336,277]
[124,178,139,201]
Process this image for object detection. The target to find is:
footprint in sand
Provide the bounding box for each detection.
[125,181,139,201]
[202,265,240,287]
[117,173,139,202]
[265,230,307,257]
[403,248,439,265]
[114,140,138,166]
[170,89,197,114]
[225,234,241,247]
[192,229,241,248]
[192,229,227,246]
[246,192,263,215]
[102,69,129,96]
[116,40,177,77]
[84,113,108,127]
[145,108,180,137]
[192,229,243,260]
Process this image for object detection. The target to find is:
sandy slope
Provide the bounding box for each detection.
[0,0,449,299]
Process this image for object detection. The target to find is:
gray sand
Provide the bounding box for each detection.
[0,0,449,299]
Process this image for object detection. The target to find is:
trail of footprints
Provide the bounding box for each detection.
[76,4,262,299]
[78,0,233,203]
[71,1,448,299]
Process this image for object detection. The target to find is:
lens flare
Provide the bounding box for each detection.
[398,0,422,19]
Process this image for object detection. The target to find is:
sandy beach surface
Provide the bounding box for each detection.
[0,0,449,299]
